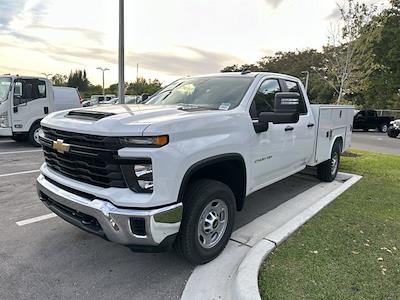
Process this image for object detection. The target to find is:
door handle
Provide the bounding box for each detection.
[285,126,294,132]
[307,123,315,128]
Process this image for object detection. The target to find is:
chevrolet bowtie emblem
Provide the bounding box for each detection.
[52,139,70,154]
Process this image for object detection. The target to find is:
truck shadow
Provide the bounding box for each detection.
[235,171,320,229]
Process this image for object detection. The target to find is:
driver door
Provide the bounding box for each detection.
[248,78,299,189]
[12,79,48,133]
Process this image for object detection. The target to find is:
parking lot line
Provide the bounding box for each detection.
[0,170,40,178]
[16,213,57,226]
[0,149,43,155]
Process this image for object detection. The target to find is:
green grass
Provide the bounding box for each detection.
[259,150,400,300]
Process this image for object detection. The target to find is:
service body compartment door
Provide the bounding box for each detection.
[311,105,354,165]
[313,107,333,164]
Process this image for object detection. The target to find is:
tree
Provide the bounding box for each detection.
[319,0,378,103]
[128,77,162,96]
[67,69,90,92]
[51,74,68,86]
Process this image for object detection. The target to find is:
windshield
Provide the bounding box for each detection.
[0,77,12,102]
[146,76,254,110]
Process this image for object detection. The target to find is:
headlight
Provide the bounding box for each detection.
[0,112,8,128]
[120,135,169,147]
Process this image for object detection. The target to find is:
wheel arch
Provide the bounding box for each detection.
[177,154,247,211]
[332,136,344,153]
[29,118,43,132]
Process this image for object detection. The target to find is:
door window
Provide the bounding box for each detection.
[14,79,46,106]
[250,79,281,120]
[284,80,307,114]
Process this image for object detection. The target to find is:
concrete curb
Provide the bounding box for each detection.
[232,173,362,300]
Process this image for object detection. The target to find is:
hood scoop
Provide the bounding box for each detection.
[65,110,116,121]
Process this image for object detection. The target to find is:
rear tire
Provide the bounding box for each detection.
[174,179,235,265]
[28,123,42,147]
[317,142,341,182]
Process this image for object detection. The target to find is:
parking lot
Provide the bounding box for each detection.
[0,135,329,300]
[352,131,400,155]
[0,131,397,299]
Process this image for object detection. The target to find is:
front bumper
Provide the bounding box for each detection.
[0,127,12,136]
[36,174,183,248]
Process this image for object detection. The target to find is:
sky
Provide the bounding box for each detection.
[0,0,388,86]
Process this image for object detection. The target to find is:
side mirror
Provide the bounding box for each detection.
[258,92,301,124]
[274,92,301,113]
[259,112,299,124]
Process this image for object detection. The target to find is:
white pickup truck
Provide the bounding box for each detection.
[36,72,353,264]
[0,75,81,146]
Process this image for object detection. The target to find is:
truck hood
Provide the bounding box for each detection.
[41,104,227,136]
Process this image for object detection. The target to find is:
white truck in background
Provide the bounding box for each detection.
[0,76,82,146]
[36,72,354,264]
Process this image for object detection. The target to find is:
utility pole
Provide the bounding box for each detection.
[301,71,310,92]
[136,63,139,82]
[96,67,110,96]
[118,0,125,104]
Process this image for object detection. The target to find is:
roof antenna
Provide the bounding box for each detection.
[241,70,251,75]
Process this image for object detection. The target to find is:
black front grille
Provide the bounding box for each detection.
[41,127,127,188]
[42,126,121,150]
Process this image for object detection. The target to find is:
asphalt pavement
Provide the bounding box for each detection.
[351,131,400,155]
[0,130,396,299]
[0,137,323,300]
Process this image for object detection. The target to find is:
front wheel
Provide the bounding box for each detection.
[379,124,388,133]
[28,123,43,147]
[317,142,341,182]
[387,126,400,138]
[175,179,235,265]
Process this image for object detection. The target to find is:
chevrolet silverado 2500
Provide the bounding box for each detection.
[36,72,354,264]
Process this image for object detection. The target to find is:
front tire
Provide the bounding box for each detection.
[387,126,400,138]
[175,179,235,265]
[317,142,341,182]
[11,134,28,142]
[379,124,388,133]
[28,123,43,147]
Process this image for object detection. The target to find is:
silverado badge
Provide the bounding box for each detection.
[53,139,70,154]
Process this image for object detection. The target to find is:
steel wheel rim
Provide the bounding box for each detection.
[382,125,388,133]
[331,152,339,176]
[197,199,228,249]
[34,128,43,144]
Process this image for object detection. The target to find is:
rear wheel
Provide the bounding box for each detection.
[28,123,43,147]
[175,179,235,265]
[317,142,341,182]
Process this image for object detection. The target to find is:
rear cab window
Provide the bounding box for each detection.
[283,80,308,114]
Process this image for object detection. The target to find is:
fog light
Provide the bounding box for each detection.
[109,218,119,231]
[130,218,146,236]
[134,164,153,190]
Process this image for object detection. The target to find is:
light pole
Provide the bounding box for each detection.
[301,71,310,92]
[96,67,110,96]
[41,73,52,79]
[118,0,125,104]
